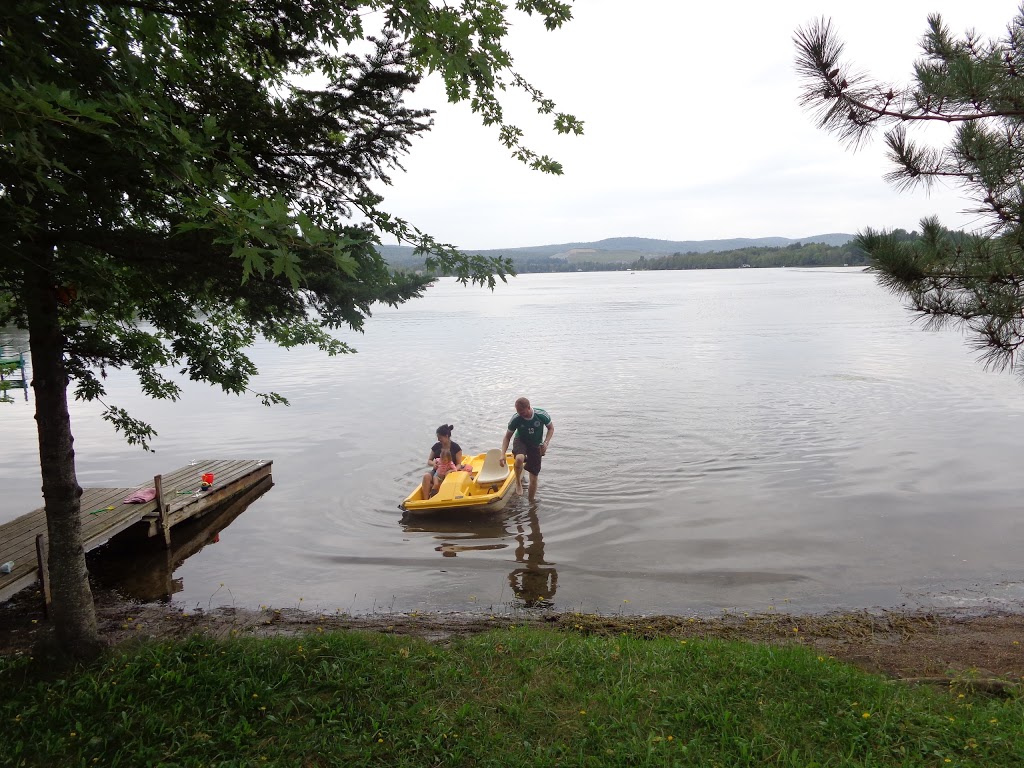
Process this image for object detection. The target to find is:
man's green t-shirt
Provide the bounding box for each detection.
[507,408,551,446]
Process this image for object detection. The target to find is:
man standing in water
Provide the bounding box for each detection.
[500,396,554,501]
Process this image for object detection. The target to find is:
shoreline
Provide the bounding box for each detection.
[2,590,1022,684]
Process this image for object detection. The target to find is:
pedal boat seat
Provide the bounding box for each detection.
[475,448,510,485]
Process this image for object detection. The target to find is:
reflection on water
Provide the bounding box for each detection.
[402,512,510,549]
[402,502,557,609]
[508,505,557,609]
[89,477,274,602]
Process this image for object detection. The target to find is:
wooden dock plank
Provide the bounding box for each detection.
[166,460,269,512]
[168,464,271,526]
[0,459,272,603]
[2,488,141,560]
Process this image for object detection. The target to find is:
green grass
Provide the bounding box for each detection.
[1,628,1021,766]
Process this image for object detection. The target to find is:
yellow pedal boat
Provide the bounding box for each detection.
[400,449,517,515]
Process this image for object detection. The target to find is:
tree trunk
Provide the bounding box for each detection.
[24,253,103,659]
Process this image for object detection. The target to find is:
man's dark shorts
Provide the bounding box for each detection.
[512,436,542,475]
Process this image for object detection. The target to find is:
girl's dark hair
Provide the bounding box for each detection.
[436,424,454,437]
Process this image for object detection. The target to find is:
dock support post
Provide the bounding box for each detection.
[35,534,50,618]
[154,474,171,548]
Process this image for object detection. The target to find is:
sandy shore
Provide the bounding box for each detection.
[2,589,1022,688]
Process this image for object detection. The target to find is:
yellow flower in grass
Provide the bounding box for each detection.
[862,712,870,719]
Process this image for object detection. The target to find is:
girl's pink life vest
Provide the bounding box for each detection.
[434,458,459,477]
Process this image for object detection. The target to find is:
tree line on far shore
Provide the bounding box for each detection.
[630,240,870,271]
[415,228,933,274]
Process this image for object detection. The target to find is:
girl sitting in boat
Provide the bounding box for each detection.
[431,448,459,493]
[421,424,465,499]
[430,448,476,495]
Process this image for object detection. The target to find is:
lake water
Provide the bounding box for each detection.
[2,269,1023,617]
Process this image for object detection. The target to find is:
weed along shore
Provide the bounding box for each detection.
[2,598,1023,766]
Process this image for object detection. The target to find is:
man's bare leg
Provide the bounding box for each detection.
[514,453,525,495]
[527,471,539,501]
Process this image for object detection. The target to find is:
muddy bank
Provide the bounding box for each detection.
[2,590,1022,686]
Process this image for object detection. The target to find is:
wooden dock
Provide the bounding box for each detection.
[0,458,272,603]
[90,474,274,603]
[0,353,28,402]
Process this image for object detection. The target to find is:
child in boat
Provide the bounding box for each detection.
[431,448,460,492]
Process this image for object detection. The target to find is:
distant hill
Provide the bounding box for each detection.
[379,233,855,269]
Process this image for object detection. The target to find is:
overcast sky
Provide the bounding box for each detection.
[375,0,1018,250]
